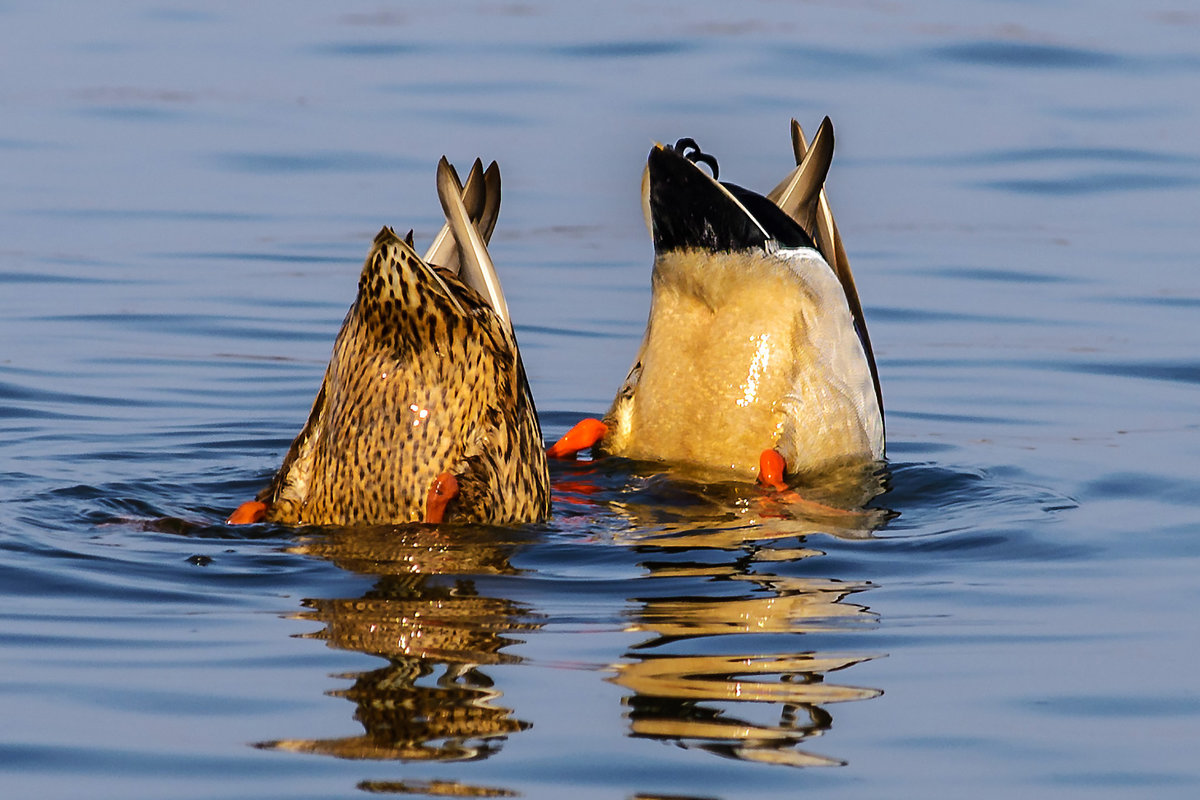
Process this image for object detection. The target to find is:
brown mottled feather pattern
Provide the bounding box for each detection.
[259,226,549,525]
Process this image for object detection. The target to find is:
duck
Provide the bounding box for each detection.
[228,157,550,526]
[548,117,884,490]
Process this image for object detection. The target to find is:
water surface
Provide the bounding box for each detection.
[2,2,1199,798]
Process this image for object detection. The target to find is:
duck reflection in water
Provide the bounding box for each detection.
[614,558,882,768]
[256,459,890,772]
[257,524,542,763]
[556,454,889,768]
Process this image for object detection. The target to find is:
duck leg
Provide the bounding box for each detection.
[757,448,865,517]
[546,418,608,459]
[227,500,268,524]
[757,449,789,492]
[424,472,459,523]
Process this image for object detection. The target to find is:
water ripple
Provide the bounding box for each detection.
[964,146,1200,167]
[920,266,1076,284]
[929,41,1124,70]
[210,151,423,175]
[309,41,427,58]
[1049,359,1200,385]
[552,41,696,58]
[978,172,1199,195]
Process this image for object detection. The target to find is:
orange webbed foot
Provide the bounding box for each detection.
[424,472,459,523]
[757,449,862,518]
[758,449,789,492]
[547,418,608,459]
[227,500,268,525]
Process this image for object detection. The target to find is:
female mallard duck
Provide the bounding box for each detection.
[549,117,884,490]
[229,157,550,526]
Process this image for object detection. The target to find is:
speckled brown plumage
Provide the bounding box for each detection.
[255,224,549,526]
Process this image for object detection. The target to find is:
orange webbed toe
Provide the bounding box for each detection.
[547,418,608,459]
[227,500,268,525]
[424,472,459,523]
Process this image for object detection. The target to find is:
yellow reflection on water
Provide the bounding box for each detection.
[599,465,889,769]
[613,565,882,768]
[258,526,539,764]
[357,778,518,797]
[261,461,892,776]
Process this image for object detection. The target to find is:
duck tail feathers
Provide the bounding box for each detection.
[766,116,834,239]
[435,156,512,332]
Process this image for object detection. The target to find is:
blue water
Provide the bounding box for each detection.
[3,2,1199,798]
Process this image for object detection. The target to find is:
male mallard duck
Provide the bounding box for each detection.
[549,118,884,489]
[229,157,550,526]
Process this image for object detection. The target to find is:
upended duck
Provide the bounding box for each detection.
[549,117,884,490]
[229,158,550,526]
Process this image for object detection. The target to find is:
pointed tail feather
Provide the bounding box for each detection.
[435,156,512,332]
[777,117,883,420]
[766,116,834,238]
[424,158,501,269]
[479,160,501,243]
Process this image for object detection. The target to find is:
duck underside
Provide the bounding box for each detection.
[606,248,883,480]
